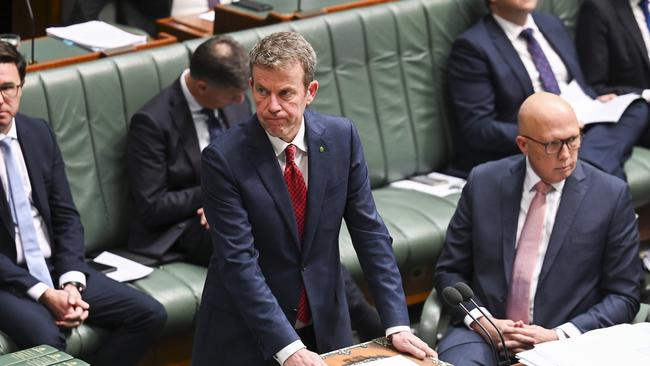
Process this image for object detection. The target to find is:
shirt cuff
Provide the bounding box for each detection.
[58,271,86,289]
[642,89,650,103]
[556,322,581,338]
[385,325,411,338]
[464,307,492,329]
[275,340,306,365]
[27,282,50,301]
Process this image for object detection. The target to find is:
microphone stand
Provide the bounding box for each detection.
[25,0,36,65]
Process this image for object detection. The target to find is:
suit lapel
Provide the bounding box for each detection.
[501,158,526,286]
[616,0,650,73]
[246,117,300,247]
[170,81,201,176]
[538,163,588,285]
[301,111,329,258]
[486,16,534,97]
[0,168,12,240]
[14,116,48,230]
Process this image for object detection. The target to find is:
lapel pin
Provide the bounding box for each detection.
[319,146,325,153]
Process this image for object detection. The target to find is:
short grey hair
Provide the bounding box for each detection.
[249,31,317,88]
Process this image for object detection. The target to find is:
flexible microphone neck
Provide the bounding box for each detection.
[454,283,511,366]
[297,0,302,12]
[442,287,500,366]
[25,0,36,65]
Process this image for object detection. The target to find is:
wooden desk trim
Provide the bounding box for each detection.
[157,16,212,41]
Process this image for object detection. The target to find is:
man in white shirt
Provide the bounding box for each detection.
[435,92,641,365]
[0,41,166,366]
[447,0,649,180]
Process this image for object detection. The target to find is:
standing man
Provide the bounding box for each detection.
[576,0,650,98]
[447,0,648,180]
[435,92,641,365]
[127,35,250,265]
[0,42,166,365]
[192,32,436,365]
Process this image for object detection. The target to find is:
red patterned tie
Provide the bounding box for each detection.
[506,181,552,324]
[284,144,310,323]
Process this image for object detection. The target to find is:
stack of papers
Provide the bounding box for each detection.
[390,172,466,197]
[93,251,153,282]
[517,323,650,365]
[560,80,640,125]
[46,21,147,52]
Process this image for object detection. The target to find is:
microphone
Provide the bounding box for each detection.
[25,0,36,65]
[441,286,500,366]
[297,0,302,12]
[454,282,511,365]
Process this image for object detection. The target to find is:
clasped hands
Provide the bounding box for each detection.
[40,285,90,328]
[473,317,558,354]
[284,331,437,366]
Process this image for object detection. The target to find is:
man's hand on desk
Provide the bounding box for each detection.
[502,324,558,353]
[284,348,327,366]
[390,331,437,360]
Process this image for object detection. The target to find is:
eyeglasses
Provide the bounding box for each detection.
[0,83,22,99]
[520,134,582,155]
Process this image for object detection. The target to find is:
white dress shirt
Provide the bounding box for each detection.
[265,118,410,364]
[493,13,570,93]
[179,68,225,151]
[0,119,85,300]
[465,159,580,339]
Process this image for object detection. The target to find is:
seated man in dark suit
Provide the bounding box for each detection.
[127,35,251,265]
[435,92,641,365]
[0,42,166,366]
[576,0,650,99]
[447,0,648,180]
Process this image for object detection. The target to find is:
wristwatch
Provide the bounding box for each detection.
[61,281,85,293]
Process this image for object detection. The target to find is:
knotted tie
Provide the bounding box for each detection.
[201,108,224,145]
[1,138,53,288]
[506,181,552,324]
[520,28,561,94]
[283,144,310,324]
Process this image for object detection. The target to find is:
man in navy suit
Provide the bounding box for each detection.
[0,42,166,365]
[435,92,641,365]
[447,0,648,179]
[192,31,436,366]
[127,35,251,265]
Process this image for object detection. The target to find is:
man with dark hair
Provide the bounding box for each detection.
[127,35,251,265]
[192,31,436,366]
[447,0,648,180]
[0,41,166,366]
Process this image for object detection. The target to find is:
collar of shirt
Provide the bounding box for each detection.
[524,157,565,195]
[0,118,18,141]
[179,68,203,115]
[265,116,308,158]
[493,13,539,43]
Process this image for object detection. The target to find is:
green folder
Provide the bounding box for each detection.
[10,352,73,366]
[0,346,58,366]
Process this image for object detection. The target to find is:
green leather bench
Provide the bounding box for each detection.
[2,0,649,360]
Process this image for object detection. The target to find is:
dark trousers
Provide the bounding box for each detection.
[0,267,167,366]
[438,325,497,366]
[580,100,649,180]
[342,267,383,341]
[176,218,213,267]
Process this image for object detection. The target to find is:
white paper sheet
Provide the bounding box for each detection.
[93,251,154,282]
[198,10,215,21]
[359,355,419,366]
[46,21,147,51]
[390,172,466,197]
[560,80,640,124]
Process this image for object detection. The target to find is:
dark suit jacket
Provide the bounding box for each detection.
[126,78,251,257]
[448,12,596,175]
[192,110,409,365]
[576,0,650,95]
[435,156,641,332]
[0,114,87,291]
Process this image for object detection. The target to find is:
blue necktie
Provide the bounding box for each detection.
[201,108,224,145]
[1,138,54,288]
[640,0,650,36]
[520,28,561,95]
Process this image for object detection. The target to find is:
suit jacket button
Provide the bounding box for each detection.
[291,308,298,313]
[301,266,306,272]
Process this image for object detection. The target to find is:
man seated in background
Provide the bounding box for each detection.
[576,0,650,99]
[127,35,383,341]
[0,41,166,366]
[435,92,641,365]
[447,0,648,180]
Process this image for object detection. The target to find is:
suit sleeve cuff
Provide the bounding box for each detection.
[464,307,491,329]
[556,322,581,338]
[58,271,86,288]
[274,340,305,365]
[385,325,411,338]
[27,283,50,301]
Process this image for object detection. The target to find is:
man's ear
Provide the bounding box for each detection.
[306,80,319,104]
[516,135,529,155]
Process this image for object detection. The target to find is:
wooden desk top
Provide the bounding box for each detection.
[321,338,451,366]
